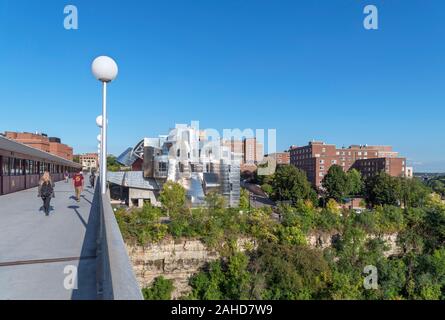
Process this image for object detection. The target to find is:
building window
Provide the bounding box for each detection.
[1,157,10,176]
[158,162,167,172]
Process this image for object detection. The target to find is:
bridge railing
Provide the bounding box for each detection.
[96,180,143,300]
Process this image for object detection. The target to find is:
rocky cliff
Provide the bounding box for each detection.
[127,233,400,299]
[126,238,254,299]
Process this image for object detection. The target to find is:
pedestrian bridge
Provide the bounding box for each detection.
[0,179,142,300]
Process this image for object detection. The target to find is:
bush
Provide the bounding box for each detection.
[142,276,174,300]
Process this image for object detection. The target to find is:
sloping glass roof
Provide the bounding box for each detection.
[116,147,138,166]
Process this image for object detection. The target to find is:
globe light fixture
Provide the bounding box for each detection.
[96,115,103,128]
[92,56,118,82]
[97,134,101,142]
[92,55,118,194]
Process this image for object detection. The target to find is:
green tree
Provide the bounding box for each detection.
[251,242,331,299]
[239,189,250,211]
[399,177,431,208]
[271,165,317,205]
[364,172,401,207]
[347,169,363,196]
[322,165,349,202]
[107,155,121,172]
[159,181,186,215]
[142,276,174,300]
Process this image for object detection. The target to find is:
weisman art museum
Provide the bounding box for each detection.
[107,123,241,208]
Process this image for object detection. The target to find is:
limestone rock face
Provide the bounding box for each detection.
[307,231,401,258]
[126,238,255,299]
[127,233,400,299]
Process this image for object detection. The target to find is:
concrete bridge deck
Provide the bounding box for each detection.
[0,179,100,300]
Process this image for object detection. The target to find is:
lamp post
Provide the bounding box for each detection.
[96,134,101,175]
[92,56,118,194]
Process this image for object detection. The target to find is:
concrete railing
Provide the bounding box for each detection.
[96,181,143,300]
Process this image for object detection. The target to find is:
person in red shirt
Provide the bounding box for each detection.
[73,171,84,202]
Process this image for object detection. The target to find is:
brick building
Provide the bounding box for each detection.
[222,137,264,174]
[289,141,407,188]
[78,153,99,172]
[4,132,73,161]
[243,137,264,165]
[264,152,290,165]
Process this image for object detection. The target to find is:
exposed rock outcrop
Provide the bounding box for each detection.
[126,238,255,299]
[127,233,400,299]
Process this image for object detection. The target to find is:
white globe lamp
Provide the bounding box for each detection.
[92,56,118,83]
[92,55,118,195]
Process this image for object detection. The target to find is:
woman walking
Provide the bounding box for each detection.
[38,171,55,216]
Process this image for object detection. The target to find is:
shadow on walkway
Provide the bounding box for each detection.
[71,185,100,300]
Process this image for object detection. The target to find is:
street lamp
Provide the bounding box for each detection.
[92,56,118,194]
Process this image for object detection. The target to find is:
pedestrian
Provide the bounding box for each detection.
[73,170,84,202]
[38,171,55,216]
[89,171,96,188]
[64,170,69,183]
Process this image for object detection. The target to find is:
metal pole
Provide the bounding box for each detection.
[101,81,107,194]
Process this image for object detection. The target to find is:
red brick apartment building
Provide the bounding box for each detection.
[4,132,74,161]
[289,141,407,188]
[265,152,290,165]
[78,153,99,171]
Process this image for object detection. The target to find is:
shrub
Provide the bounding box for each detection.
[142,276,174,300]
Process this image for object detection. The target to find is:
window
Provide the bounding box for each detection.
[319,172,324,177]
[331,160,337,164]
[1,157,10,176]
[158,162,167,172]
[320,160,324,164]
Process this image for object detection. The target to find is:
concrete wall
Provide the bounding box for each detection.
[129,187,160,208]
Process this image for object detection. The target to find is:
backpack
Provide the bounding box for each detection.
[41,182,53,197]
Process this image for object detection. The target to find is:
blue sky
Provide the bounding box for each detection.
[0,0,444,171]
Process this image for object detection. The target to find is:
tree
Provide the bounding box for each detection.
[271,165,317,205]
[346,169,363,196]
[239,189,250,211]
[107,155,121,172]
[142,276,174,300]
[205,192,226,212]
[364,172,401,207]
[399,177,431,208]
[159,181,186,215]
[250,242,331,299]
[322,165,349,202]
[427,176,445,198]
[187,253,251,300]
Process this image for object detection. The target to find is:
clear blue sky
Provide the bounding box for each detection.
[0,0,444,172]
